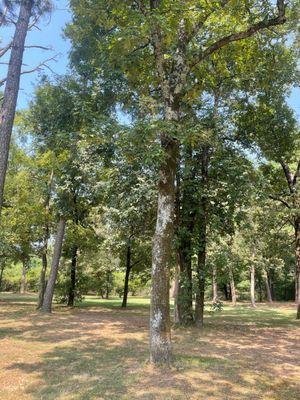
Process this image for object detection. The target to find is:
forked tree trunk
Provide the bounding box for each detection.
[212,265,218,302]
[150,134,177,365]
[264,270,273,303]
[67,245,78,307]
[40,219,66,313]
[122,239,132,308]
[0,0,33,215]
[20,259,28,294]
[228,266,237,306]
[250,264,256,308]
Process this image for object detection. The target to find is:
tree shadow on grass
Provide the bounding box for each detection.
[7,337,148,400]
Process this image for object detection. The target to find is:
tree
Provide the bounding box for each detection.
[40,218,66,313]
[67,0,290,364]
[0,0,53,216]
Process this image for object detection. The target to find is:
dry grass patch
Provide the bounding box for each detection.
[0,294,299,400]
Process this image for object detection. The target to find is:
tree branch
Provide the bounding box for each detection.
[191,0,286,68]
[280,159,294,193]
[0,55,59,87]
[293,160,300,186]
[269,195,291,209]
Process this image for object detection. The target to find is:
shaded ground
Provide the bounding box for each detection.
[0,294,299,400]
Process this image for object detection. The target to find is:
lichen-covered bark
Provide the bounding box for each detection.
[229,266,237,306]
[150,135,178,365]
[20,259,28,294]
[212,265,218,303]
[295,218,300,319]
[264,270,273,303]
[0,0,33,215]
[41,219,66,313]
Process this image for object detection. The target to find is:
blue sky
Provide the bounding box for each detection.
[0,0,71,109]
[0,1,299,118]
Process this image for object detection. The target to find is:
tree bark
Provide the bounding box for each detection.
[228,266,237,306]
[40,219,66,313]
[0,262,5,291]
[264,270,273,303]
[37,247,48,309]
[37,169,53,309]
[122,239,132,308]
[150,134,177,365]
[67,245,78,307]
[194,145,209,327]
[295,217,300,319]
[173,257,180,324]
[0,0,33,215]
[20,258,28,294]
[250,264,256,308]
[212,265,218,303]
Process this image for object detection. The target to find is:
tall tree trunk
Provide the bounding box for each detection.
[295,217,300,319]
[176,146,195,325]
[194,145,209,327]
[67,245,78,307]
[250,264,256,308]
[264,270,273,303]
[37,246,48,309]
[37,169,53,309]
[173,258,180,324]
[40,219,66,313]
[223,284,229,300]
[0,0,33,215]
[122,239,131,308]
[20,259,28,294]
[0,262,5,291]
[212,265,218,302]
[150,134,177,365]
[195,248,206,328]
[228,266,237,306]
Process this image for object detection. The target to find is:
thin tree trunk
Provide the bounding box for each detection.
[195,249,205,328]
[40,219,66,313]
[173,257,180,324]
[264,270,273,303]
[37,169,53,309]
[150,134,177,365]
[212,265,218,303]
[223,284,229,300]
[250,264,256,308]
[295,217,300,319]
[0,262,5,291]
[177,146,195,325]
[195,145,209,327]
[228,266,237,306]
[20,259,28,294]
[0,0,33,215]
[37,247,48,309]
[67,245,78,307]
[122,239,131,308]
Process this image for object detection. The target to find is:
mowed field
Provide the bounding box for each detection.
[0,294,299,400]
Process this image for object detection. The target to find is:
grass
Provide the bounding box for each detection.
[0,293,299,399]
